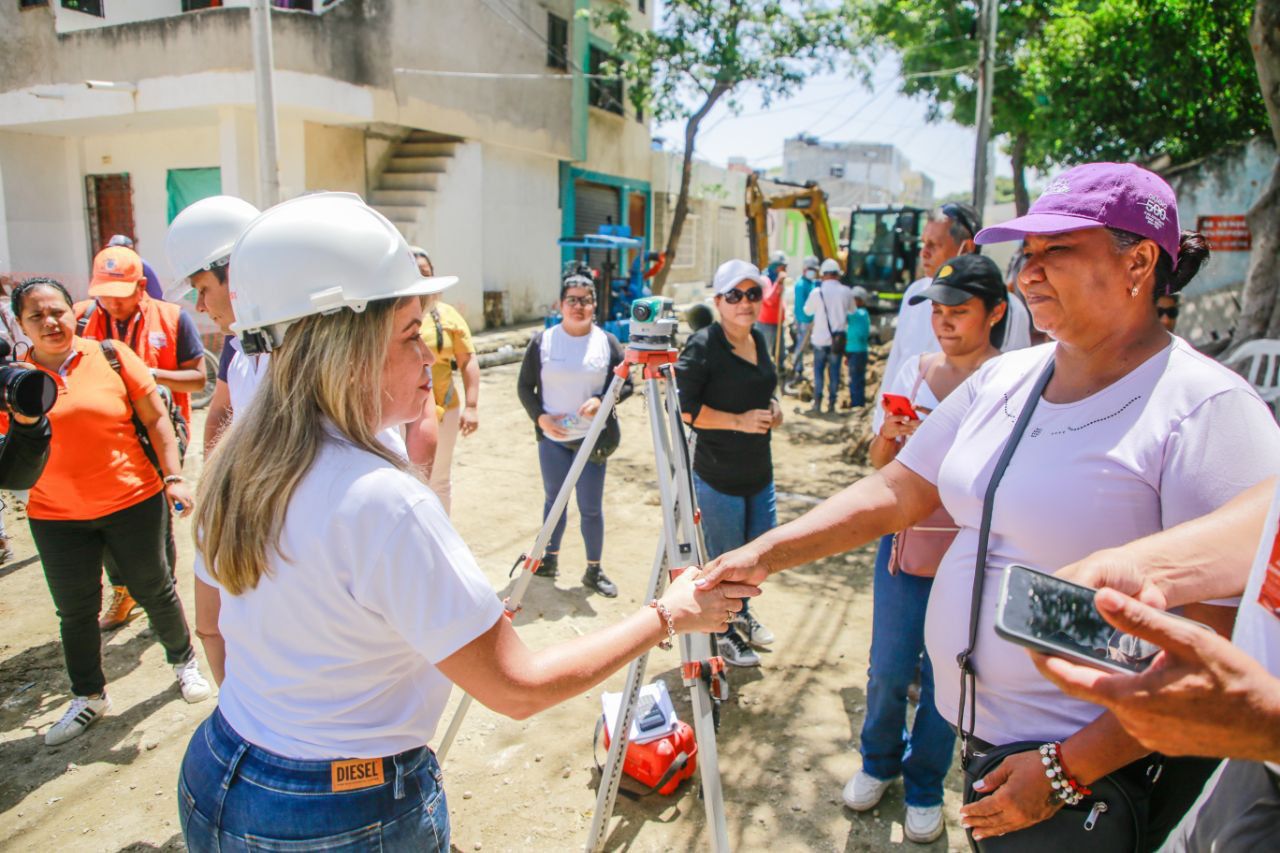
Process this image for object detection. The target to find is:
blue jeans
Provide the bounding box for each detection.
[812,345,841,405]
[538,438,607,563]
[790,322,811,374]
[179,709,449,851]
[846,350,868,407]
[858,535,955,806]
[694,474,776,624]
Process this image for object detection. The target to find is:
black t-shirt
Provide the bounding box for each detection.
[675,323,777,496]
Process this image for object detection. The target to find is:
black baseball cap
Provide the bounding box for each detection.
[908,253,1007,306]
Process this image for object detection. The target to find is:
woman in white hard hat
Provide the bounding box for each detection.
[178,194,756,851]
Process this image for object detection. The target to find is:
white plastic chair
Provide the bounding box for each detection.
[1223,339,1280,409]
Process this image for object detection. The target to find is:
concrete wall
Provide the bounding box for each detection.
[304,121,365,195]
[652,151,749,302]
[0,131,88,294]
[479,143,561,322]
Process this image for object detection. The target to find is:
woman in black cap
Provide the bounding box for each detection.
[847,254,1008,843]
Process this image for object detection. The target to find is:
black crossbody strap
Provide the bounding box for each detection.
[957,356,1056,764]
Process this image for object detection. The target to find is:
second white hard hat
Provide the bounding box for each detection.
[819,258,841,275]
[229,192,457,351]
[164,195,261,301]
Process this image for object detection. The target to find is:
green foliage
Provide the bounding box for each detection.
[847,0,1268,170]
[595,1,849,126]
[1018,0,1267,168]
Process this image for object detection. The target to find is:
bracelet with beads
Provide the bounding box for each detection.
[648,600,675,650]
[1039,742,1091,806]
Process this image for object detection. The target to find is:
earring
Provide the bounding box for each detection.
[1130,283,1140,298]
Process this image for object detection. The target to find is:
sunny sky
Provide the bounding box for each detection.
[652,56,1017,202]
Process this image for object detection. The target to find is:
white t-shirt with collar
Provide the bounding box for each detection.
[896,337,1280,745]
[195,433,503,759]
[803,278,852,347]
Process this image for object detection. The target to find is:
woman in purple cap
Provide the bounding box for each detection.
[692,162,1280,848]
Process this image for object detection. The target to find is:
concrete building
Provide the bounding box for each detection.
[782,135,934,209]
[0,0,654,328]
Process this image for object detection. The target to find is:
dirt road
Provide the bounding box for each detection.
[0,360,969,851]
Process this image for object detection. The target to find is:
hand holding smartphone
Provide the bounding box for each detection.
[881,393,919,421]
[995,564,1212,674]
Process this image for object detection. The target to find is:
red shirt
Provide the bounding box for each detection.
[758,279,784,325]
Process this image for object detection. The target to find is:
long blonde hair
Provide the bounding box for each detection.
[196,298,409,595]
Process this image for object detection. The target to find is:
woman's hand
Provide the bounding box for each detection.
[698,542,771,589]
[460,404,479,436]
[879,414,920,442]
[769,398,784,428]
[166,479,195,518]
[960,750,1062,841]
[659,568,762,635]
[1056,548,1168,610]
[537,413,570,440]
[736,409,775,434]
[577,397,602,422]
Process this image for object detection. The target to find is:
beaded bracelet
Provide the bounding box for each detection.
[1039,742,1091,806]
[649,600,675,650]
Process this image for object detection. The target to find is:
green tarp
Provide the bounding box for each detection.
[166,167,222,224]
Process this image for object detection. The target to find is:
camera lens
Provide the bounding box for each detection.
[633,303,652,322]
[0,366,57,418]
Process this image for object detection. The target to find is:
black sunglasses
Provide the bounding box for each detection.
[722,286,763,304]
[1157,307,1179,319]
[941,203,979,240]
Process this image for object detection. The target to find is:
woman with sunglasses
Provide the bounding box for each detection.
[675,260,782,667]
[517,274,632,597]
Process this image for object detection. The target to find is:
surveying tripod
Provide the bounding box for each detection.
[435,299,731,853]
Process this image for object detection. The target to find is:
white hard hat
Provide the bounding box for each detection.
[229,192,458,352]
[819,258,841,275]
[851,286,870,301]
[803,255,820,271]
[164,196,261,301]
[769,250,787,264]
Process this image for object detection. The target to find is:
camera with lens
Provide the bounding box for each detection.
[0,339,57,418]
[629,296,678,351]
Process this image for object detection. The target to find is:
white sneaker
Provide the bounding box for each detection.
[174,658,212,703]
[905,804,945,843]
[842,769,892,811]
[734,611,775,647]
[717,632,761,667]
[45,694,111,746]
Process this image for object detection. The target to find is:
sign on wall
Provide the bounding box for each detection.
[1196,215,1251,251]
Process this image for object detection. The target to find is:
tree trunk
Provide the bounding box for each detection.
[1238,0,1280,343]
[1010,133,1031,216]
[653,82,730,295]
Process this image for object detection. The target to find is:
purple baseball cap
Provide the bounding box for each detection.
[975,163,1181,267]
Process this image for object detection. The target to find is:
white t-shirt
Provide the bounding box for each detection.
[195,433,503,759]
[874,278,937,433]
[896,338,1280,745]
[884,353,943,414]
[225,337,271,417]
[803,278,852,347]
[1232,482,1280,773]
[538,324,611,442]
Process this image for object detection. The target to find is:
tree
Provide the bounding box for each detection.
[596,1,846,293]
[1239,0,1280,341]
[845,0,1055,214]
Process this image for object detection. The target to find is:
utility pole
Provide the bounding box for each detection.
[250,0,281,207]
[972,0,998,217]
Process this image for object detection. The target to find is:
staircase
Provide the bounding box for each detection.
[369,131,459,241]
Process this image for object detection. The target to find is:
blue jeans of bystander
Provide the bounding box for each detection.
[693,474,776,624]
[846,351,868,408]
[812,345,841,406]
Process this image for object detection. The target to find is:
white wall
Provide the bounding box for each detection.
[412,142,485,327]
[479,143,560,323]
[0,131,90,296]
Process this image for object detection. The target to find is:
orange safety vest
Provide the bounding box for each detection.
[74,295,193,421]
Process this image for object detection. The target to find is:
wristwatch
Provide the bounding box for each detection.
[163,474,186,485]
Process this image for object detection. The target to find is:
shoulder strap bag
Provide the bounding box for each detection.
[888,355,959,577]
[958,356,1149,852]
[100,340,189,472]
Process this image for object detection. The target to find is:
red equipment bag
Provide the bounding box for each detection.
[594,717,698,797]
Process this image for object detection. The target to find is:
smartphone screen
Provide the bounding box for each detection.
[996,565,1162,673]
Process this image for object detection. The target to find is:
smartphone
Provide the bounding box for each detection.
[995,564,1207,674]
[636,696,667,733]
[881,393,919,420]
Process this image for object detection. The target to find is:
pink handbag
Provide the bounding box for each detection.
[887,356,959,577]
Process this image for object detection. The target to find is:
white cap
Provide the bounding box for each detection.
[711,259,769,296]
[802,255,820,271]
[851,286,870,301]
[819,258,841,275]
[769,250,787,264]
[229,192,457,349]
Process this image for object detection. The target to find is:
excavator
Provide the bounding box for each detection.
[745,173,842,271]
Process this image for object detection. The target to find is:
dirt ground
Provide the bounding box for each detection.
[0,358,971,852]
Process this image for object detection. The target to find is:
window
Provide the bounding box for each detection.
[588,45,624,115]
[19,0,49,9]
[61,0,104,15]
[547,13,568,70]
[829,164,845,178]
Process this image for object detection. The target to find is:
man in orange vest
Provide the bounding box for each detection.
[75,246,205,629]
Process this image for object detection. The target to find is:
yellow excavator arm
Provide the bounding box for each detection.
[745,173,843,271]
